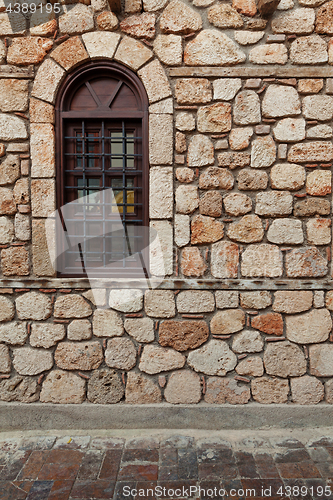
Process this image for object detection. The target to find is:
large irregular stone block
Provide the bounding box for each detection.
[228,215,264,243]
[249,44,287,64]
[138,60,171,103]
[199,191,222,217]
[218,152,251,169]
[316,0,333,34]
[0,375,39,403]
[109,289,143,313]
[270,163,305,190]
[306,218,331,245]
[0,296,14,322]
[286,309,332,343]
[54,295,92,319]
[197,103,231,134]
[176,185,199,214]
[30,324,66,349]
[181,247,207,277]
[264,341,306,378]
[149,167,173,218]
[240,291,271,309]
[285,247,328,277]
[0,344,10,373]
[210,309,245,335]
[206,377,251,404]
[303,95,333,121]
[271,8,315,34]
[216,291,239,309]
[124,317,155,343]
[208,4,243,28]
[191,215,224,244]
[0,12,26,36]
[40,370,86,404]
[288,142,333,163]
[175,214,190,247]
[105,338,136,370]
[159,320,209,351]
[236,356,264,377]
[0,216,14,244]
[255,191,293,216]
[273,118,306,143]
[241,244,283,278]
[153,34,182,65]
[13,347,53,375]
[310,344,333,376]
[307,124,333,139]
[232,330,264,353]
[149,114,173,165]
[7,37,52,66]
[237,169,268,190]
[251,377,289,404]
[211,241,239,278]
[115,36,152,70]
[176,291,215,313]
[120,12,155,39]
[229,127,253,151]
[31,59,65,104]
[175,78,212,104]
[184,29,246,66]
[213,78,241,100]
[125,372,162,403]
[267,219,304,244]
[82,32,120,59]
[150,220,173,276]
[15,292,52,321]
[164,370,201,404]
[187,135,214,167]
[50,36,89,71]
[234,30,264,45]
[160,0,202,34]
[251,136,276,168]
[92,309,123,337]
[14,178,29,205]
[88,369,124,404]
[0,114,27,141]
[0,155,20,186]
[306,171,332,196]
[0,79,28,112]
[67,320,92,341]
[290,35,328,64]
[144,290,175,318]
[0,322,27,345]
[1,247,29,276]
[251,312,283,335]
[199,168,234,189]
[273,291,313,314]
[30,124,55,178]
[188,339,237,376]
[59,4,94,34]
[139,344,185,374]
[262,85,301,118]
[291,375,324,404]
[233,90,261,125]
[31,179,55,217]
[224,193,252,216]
[55,341,103,371]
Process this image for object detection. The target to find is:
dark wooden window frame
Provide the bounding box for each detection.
[55,61,149,278]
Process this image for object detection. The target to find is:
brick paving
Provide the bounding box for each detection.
[0,434,333,499]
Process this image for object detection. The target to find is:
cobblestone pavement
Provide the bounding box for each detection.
[1,431,333,499]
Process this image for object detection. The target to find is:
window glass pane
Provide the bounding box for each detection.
[126,132,135,169]
[110,131,123,169]
[111,178,134,214]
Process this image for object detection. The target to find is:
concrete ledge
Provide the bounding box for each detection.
[1,403,333,431]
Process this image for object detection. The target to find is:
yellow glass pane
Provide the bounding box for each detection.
[112,190,134,214]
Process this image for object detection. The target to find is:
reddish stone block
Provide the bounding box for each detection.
[118,464,158,481]
[251,313,284,336]
[99,450,122,480]
[17,450,49,480]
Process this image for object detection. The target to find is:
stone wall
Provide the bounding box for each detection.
[0,0,332,404]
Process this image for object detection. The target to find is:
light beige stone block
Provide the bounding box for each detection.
[291,375,324,404]
[233,90,261,125]
[264,341,307,378]
[286,309,332,343]
[184,29,246,66]
[188,339,237,376]
[175,214,190,247]
[139,344,185,374]
[251,136,276,168]
[267,219,304,244]
[241,244,283,277]
[13,347,53,376]
[40,370,86,404]
[271,8,315,34]
[164,370,201,404]
[92,309,123,337]
[67,320,92,341]
[249,44,288,64]
[31,179,55,218]
[177,291,215,313]
[0,322,27,345]
[290,35,328,64]
[31,59,65,104]
[30,323,66,349]
[150,167,173,218]
[124,317,155,342]
[262,84,301,118]
[255,191,293,216]
[109,289,143,313]
[82,31,120,59]
[138,60,171,103]
[54,295,92,319]
[30,123,55,178]
[59,4,94,34]
[0,296,14,322]
[187,135,214,167]
[310,344,333,376]
[0,216,13,244]
[160,0,202,34]
[232,330,264,353]
[150,220,173,276]
[16,292,52,321]
[273,118,306,142]
[144,290,175,318]
[153,34,182,65]
[149,114,172,165]
[115,36,152,70]
[271,163,305,190]
[273,291,313,313]
[307,218,331,245]
[0,114,27,141]
[211,241,239,278]
[0,79,28,112]
[240,291,271,309]
[105,338,136,370]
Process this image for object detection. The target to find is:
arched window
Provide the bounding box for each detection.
[55,61,149,278]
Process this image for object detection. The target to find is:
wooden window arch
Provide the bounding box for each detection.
[55,61,149,278]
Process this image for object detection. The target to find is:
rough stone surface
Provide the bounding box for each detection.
[316,0,333,34]
[176,112,195,132]
[290,35,328,64]
[211,241,239,278]
[0,80,28,112]
[232,330,264,353]
[191,215,224,244]
[303,95,333,121]
[273,119,306,143]
[92,309,123,338]
[13,179,29,206]
[87,369,124,404]
[233,0,257,16]
[159,320,209,351]
[249,44,288,64]
[271,8,315,34]
[31,179,55,217]
[187,135,214,167]
[153,34,182,65]
[0,296,14,322]
[176,185,199,215]
[267,219,304,245]
[291,375,324,404]
[59,4,94,35]
[54,295,91,319]
[289,142,333,164]
[307,125,333,139]
[96,11,119,31]
[0,13,26,36]
[176,168,194,183]
[240,291,271,310]
[67,320,92,341]
[55,341,103,371]
[181,247,207,277]
[0,344,10,374]
[229,127,253,151]
[264,341,306,378]
[273,291,313,314]
[115,36,152,71]
[310,345,333,376]
[236,357,264,377]
[51,37,88,71]
[255,191,293,216]
[270,163,305,190]
[0,375,38,403]
[294,198,330,217]
[251,136,276,168]
[109,289,143,313]
[205,377,251,404]
[199,191,222,217]
[149,114,173,165]
[306,171,332,196]
[175,78,212,104]
[0,216,13,244]
[0,322,27,346]
[7,37,53,66]
[241,244,283,277]
[215,291,239,309]
[13,347,53,376]
[120,13,155,39]
[164,370,201,404]
[40,370,85,404]
[208,4,243,29]
[184,29,246,66]
[262,85,301,118]
[197,103,231,134]
[307,218,331,245]
[251,377,289,404]
[298,79,324,94]
[138,60,171,103]
[32,220,55,278]
[326,379,333,403]
[30,324,65,349]
[286,309,332,344]
[144,290,175,318]
[210,309,245,335]
[325,291,333,311]
[237,169,268,190]
[124,318,154,343]
[125,372,162,404]
[176,291,215,313]
[82,32,120,59]
[143,0,168,10]
[0,114,27,141]
[175,214,190,247]
[218,152,251,169]
[31,122,55,175]
[233,90,261,125]
[286,247,328,277]
[199,168,234,190]
[188,339,237,376]
[105,338,136,370]
[139,344,185,374]
[227,215,264,243]
[160,0,202,34]
[1,247,29,276]
[30,10,57,36]
[30,98,54,124]
[150,167,173,219]
[234,31,264,45]
[213,78,241,100]
[251,313,283,336]
[223,193,252,216]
